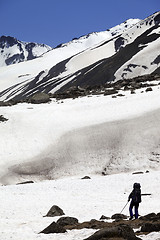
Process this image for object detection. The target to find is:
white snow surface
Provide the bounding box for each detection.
[0,84,160,239]
[0,171,160,240]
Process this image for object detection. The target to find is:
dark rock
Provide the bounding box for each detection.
[100,215,110,220]
[17,181,34,185]
[0,115,8,122]
[45,205,65,217]
[29,92,50,104]
[84,224,141,240]
[132,171,144,175]
[81,176,91,179]
[0,100,18,106]
[117,93,125,97]
[141,222,160,233]
[57,217,79,227]
[104,89,118,96]
[145,87,153,92]
[111,214,128,220]
[40,221,66,234]
[139,212,160,221]
[131,89,136,94]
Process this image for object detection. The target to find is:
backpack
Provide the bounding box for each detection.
[132,183,141,203]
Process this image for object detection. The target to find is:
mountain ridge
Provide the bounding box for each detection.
[0,11,159,101]
[0,35,52,67]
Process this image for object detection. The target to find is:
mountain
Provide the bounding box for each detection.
[0,35,52,67]
[0,12,159,101]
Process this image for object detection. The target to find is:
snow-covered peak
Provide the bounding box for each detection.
[55,18,140,50]
[0,11,159,101]
[0,35,52,67]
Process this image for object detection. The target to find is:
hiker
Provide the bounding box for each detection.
[128,183,141,220]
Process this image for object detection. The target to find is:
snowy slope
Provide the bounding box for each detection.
[0,82,160,240]
[0,83,160,185]
[0,12,159,101]
[0,36,52,67]
[0,19,141,100]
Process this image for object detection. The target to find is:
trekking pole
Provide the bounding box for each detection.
[120,201,128,214]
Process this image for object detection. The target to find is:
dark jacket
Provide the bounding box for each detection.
[128,188,141,203]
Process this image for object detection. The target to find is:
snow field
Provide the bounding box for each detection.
[0,171,160,240]
[0,85,160,184]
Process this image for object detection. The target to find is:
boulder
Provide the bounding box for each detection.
[45,205,65,217]
[29,92,50,104]
[81,176,91,179]
[141,222,160,233]
[57,216,79,227]
[111,213,128,220]
[145,87,153,92]
[84,224,141,240]
[139,212,159,221]
[40,221,66,234]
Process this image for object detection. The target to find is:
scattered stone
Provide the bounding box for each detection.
[57,217,79,227]
[40,221,66,234]
[99,215,110,220]
[111,214,128,220]
[44,205,65,217]
[104,89,119,96]
[81,176,91,179]
[117,93,125,97]
[145,87,153,92]
[131,89,136,94]
[84,224,141,240]
[0,115,8,122]
[17,181,34,185]
[132,171,144,175]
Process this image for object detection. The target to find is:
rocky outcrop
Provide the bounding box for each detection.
[44,205,65,217]
[39,212,160,237]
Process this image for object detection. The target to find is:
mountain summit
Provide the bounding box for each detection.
[0,35,52,67]
[0,11,159,101]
